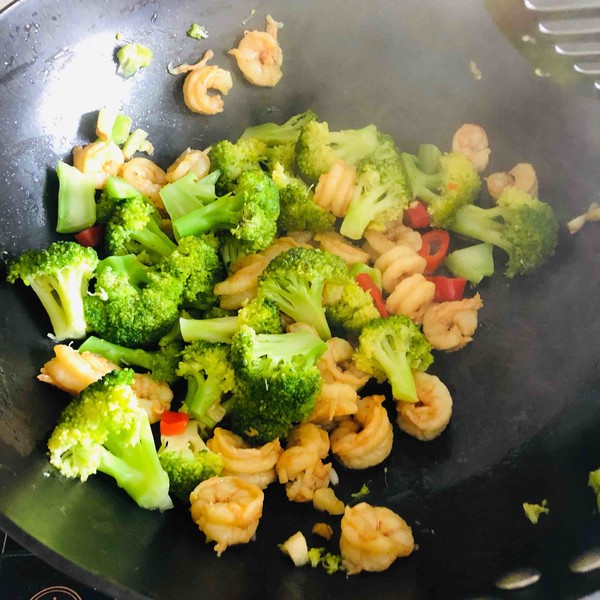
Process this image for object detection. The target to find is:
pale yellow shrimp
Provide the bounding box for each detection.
[452,124,490,173]
[307,382,359,427]
[396,372,452,441]
[374,245,427,294]
[165,148,211,183]
[214,255,268,309]
[362,229,396,262]
[422,294,484,352]
[314,232,371,266]
[340,502,414,574]
[318,338,369,390]
[384,219,423,251]
[119,157,167,211]
[385,273,436,324]
[37,344,118,395]
[207,428,282,490]
[190,476,264,556]
[330,395,393,469]
[228,15,283,87]
[131,373,173,424]
[72,140,124,189]
[276,423,331,502]
[313,160,356,217]
[486,163,538,200]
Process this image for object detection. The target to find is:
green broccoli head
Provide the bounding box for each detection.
[340,155,409,240]
[160,234,224,310]
[258,247,349,340]
[177,341,236,430]
[295,120,380,181]
[402,145,482,228]
[209,138,267,194]
[262,143,297,174]
[105,193,177,264]
[96,176,150,225]
[240,110,318,146]
[325,279,380,335]
[84,255,183,348]
[229,326,327,444]
[48,369,173,511]
[7,241,98,341]
[158,420,223,502]
[450,187,559,277]
[278,179,336,234]
[238,297,283,334]
[354,316,433,403]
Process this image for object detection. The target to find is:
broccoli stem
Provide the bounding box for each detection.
[401,153,442,202]
[98,422,173,511]
[240,111,315,146]
[105,177,145,200]
[98,254,151,287]
[179,316,239,344]
[160,171,219,222]
[450,205,508,251]
[417,144,443,175]
[79,336,154,370]
[183,374,223,427]
[444,243,495,284]
[340,184,387,240]
[173,193,245,239]
[56,161,97,234]
[251,331,328,365]
[371,337,418,403]
[130,219,177,258]
[328,125,379,165]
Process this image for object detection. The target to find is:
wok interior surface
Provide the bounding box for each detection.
[0,0,599,598]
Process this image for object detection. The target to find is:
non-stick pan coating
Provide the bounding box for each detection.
[0,0,599,598]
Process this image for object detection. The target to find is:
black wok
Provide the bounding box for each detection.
[0,0,599,598]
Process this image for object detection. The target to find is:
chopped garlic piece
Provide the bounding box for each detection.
[280,531,309,566]
[567,202,600,234]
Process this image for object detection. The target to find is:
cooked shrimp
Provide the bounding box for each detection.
[119,157,167,210]
[314,232,371,266]
[330,395,393,470]
[286,230,314,245]
[214,254,268,309]
[452,124,490,173]
[207,428,282,490]
[384,219,423,252]
[485,170,514,200]
[340,502,414,574]
[422,293,484,351]
[131,373,173,424]
[276,423,331,502]
[72,140,124,189]
[228,15,283,87]
[486,163,538,200]
[374,245,427,293]
[165,148,211,183]
[396,372,452,441]
[38,344,118,395]
[307,382,359,427]
[385,273,436,323]
[318,338,369,390]
[190,476,264,556]
[313,161,357,217]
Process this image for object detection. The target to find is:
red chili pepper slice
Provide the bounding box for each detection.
[355,273,388,318]
[74,225,104,248]
[426,276,467,302]
[418,229,451,274]
[404,201,430,229]
[160,411,190,436]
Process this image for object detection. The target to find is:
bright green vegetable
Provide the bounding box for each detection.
[47,369,173,511]
[96,176,149,225]
[180,316,239,344]
[240,110,317,146]
[348,263,383,290]
[160,171,219,224]
[122,128,151,160]
[354,315,433,403]
[229,326,327,444]
[56,161,96,234]
[522,499,549,524]
[350,483,371,499]
[116,43,153,78]
[187,23,209,40]
[6,241,98,341]
[449,188,559,277]
[96,108,132,144]
[589,469,600,511]
[325,279,379,335]
[158,420,223,503]
[209,138,267,194]
[444,243,495,284]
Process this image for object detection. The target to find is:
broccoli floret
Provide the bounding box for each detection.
[96,176,148,225]
[449,188,559,277]
[173,171,280,261]
[238,297,283,334]
[240,110,318,146]
[401,145,481,228]
[325,279,380,335]
[263,143,297,174]
[187,23,209,40]
[78,335,181,384]
[7,241,98,341]
[158,420,223,502]
[278,179,336,234]
[177,341,236,430]
[295,120,380,181]
[106,194,177,264]
[47,369,172,511]
[209,138,267,194]
[258,247,348,340]
[116,43,153,78]
[159,234,223,310]
[340,155,409,240]
[229,326,327,444]
[159,171,219,223]
[85,254,183,347]
[353,316,433,403]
